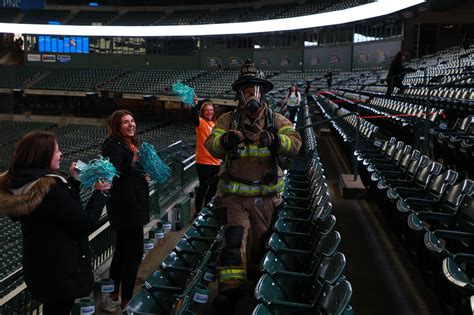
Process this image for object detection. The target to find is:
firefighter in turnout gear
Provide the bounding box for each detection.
[205,60,302,303]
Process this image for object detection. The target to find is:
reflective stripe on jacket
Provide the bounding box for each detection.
[205,110,302,196]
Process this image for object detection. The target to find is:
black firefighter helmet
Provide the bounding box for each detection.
[231,59,274,93]
[232,59,274,113]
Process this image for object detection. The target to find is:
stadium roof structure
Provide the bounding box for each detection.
[0,0,424,36]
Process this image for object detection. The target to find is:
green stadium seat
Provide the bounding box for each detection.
[254,273,352,315]
[273,214,336,249]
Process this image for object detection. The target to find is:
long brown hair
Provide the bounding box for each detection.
[200,100,216,122]
[287,84,298,98]
[107,110,139,146]
[11,131,57,171]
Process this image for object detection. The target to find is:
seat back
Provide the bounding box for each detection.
[398,149,419,172]
[252,303,272,315]
[126,288,163,314]
[413,161,442,189]
[440,179,474,214]
[456,115,473,133]
[405,154,428,181]
[426,169,459,199]
[454,195,474,233]
[318,279,353,315]
[316,251,347,285]
[384,141,404,160]
[309,231,342,271]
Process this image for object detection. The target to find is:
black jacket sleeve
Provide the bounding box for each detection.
[67,175,81,191]
[45,183,109,239]
[190,106,200,127]
[102,140,128,173]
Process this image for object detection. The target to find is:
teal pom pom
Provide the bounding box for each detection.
[171,81,196,106]
[138,142,171,184]
[79,156,118,190]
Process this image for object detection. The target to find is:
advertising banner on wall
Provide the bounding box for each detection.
[310,55,320,65]
[259,57,271,66]
[376,49,389,63]
[304,45,351,70]
[27,54,41,62]
[353,39,401,68]
[0,0,44,9]
[229,57,242,67]
[254,48,301,70]
[280,57,291,66]
[57,55,71,63]
[329,54,341,64]
[357,51,370,64]
[207,57,221,67]
[42,54,56,63]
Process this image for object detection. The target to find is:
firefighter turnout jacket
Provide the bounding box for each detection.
[205,108,302,196]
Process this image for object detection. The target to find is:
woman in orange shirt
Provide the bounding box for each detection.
[191,99,221,215]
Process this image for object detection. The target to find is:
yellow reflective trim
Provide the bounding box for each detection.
[238,145,271,157]
[218,178,285,196]
[278,125,293,135]
[213,128,226,136]
[284,135,292,151]
[278,135,292,153]
[218,268,247,281]
[212,135,226,154]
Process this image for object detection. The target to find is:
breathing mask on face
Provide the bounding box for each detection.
[236,85,263,113]
[231,59,274,113]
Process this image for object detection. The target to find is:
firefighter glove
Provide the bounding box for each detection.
[221,130,244,150]
[257,130,281,150]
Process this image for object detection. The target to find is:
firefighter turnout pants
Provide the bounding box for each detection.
[215,193,282,293]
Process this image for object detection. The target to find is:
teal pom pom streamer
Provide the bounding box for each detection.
[171,81,195,106]
[138,142,171,184]
[79,156,118,190]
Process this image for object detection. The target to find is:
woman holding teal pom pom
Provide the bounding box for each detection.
[101,110,150,312]
[0,131,111,315]
[191,98,221,216]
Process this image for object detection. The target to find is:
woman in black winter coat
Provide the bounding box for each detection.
[0,131,111,315]
[101,110,150,312]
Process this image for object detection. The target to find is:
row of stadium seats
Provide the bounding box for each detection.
[356,135,473,315]
[126,206,223,314]
[0,1,372,25]
[315,88,473,315]
[315,96,379,159]
[253,104,353,315]
[430,115,473,178]
[328,53,473,175]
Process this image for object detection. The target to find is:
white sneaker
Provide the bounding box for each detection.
[102,297,121,313]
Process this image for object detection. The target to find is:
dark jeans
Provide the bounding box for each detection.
[287,107,298,123]
[195,163,220,212]
[109,227,144,300]
[43,299,74,315]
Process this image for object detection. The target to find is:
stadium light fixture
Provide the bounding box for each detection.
[0,0,425,37]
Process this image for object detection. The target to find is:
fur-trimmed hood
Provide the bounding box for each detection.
[0,170,67,217]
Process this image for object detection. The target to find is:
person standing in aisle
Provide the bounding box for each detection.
[101,110,150,312]
[324,68,333,89]
[190,98,221,216]
[281,84,301,123]
[0,131,111,315]
[385,51,414,96]
[205,60,302,312]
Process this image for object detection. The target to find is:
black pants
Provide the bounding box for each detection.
[109,227,144,301]
[43,299,74,315]
[287,107,298,123]
[385,77,405,96]
[195,163,220,212]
